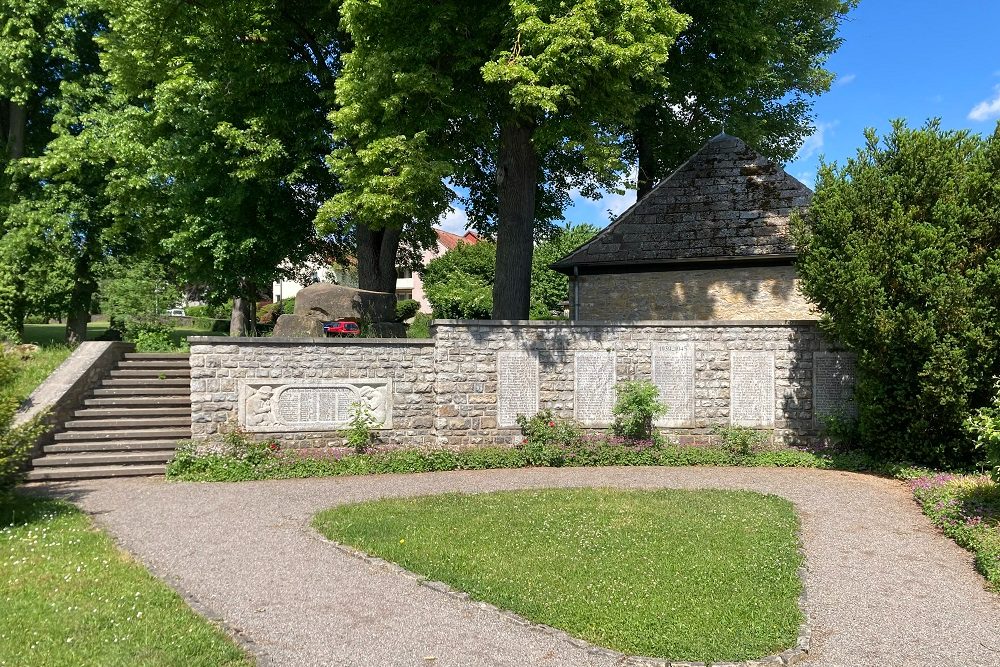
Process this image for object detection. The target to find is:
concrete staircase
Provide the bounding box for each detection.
[27,353,191,481]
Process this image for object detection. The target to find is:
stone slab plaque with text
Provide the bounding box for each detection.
[497,350,539,427]
[652,343,696,426]
[730,351,775,427]
[574,350,616,425]
[813,352,858,426]
[238,379,392,432]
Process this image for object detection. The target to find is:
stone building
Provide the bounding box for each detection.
[552,133,816,321]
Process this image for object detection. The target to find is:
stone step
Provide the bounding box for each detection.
[73,407,191,419]
[84,396,191,407]
[32,450,175,467]
[117,359,190,370]
[91,387,190,397]
[63,416,191,429]
[109,368,191,378]
[101,378,190,387]
[26,464,167,481]
[123,353,190,360]
[44,439,181,453]
[54,428,191,442]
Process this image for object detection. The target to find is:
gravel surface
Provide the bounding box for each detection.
[36,467,1000,667]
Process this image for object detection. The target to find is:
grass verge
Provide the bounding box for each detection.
[1,346,72,404]
[0,493,252,667]
[314,488,802,663]
[910,473,1000,590]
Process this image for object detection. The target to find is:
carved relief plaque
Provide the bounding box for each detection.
[813,352,858,425]
[730,351,775,427]
[497,350,539,428]
[652,343,696,427]
[239,379,391,432]
[574,350,615,425]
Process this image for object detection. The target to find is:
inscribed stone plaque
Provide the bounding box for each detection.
[652,343,695,427]
[239,379,391,432]
[574,350,616,425]
[813,352,858,425]
[497,350,539,427]
[729,351,775,427]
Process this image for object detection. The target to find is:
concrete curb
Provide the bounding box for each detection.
[315,533,813,667]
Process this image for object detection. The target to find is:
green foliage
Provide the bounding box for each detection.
[98,258,181,330]
[342,402,380,454]
[910,474,1000,589]
[711,424,771,457]
[314,488,803,662]
[516,410,583,465]
[423,241,497,319]
[612,380,667,440]
[0,399,49,496]
[793,121,1000,466]
[407,313,433,339]
[132,324,184,353]
[530,223,600,317]
[967,381,1000,484]
[395,299,421,322]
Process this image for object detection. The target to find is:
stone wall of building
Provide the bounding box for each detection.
[571,266,816,321]
[190,320,855,450]
[189,338,437,448]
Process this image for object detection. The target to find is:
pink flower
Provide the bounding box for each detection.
[548,421,555,427]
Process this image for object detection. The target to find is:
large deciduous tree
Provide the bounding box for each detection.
[793,120,1000,466]
[634,0,857,196]
[100,0,344,335]
[327,1,689,319]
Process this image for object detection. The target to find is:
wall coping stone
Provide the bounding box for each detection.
[188,336,435,346]
[431,319,821,328]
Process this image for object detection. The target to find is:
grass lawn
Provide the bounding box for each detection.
[313,488,803,663]
[0,493,252,667]
[2,346,73,404]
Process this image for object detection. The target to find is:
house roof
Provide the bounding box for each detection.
[435,228,480,251]
[551,134,812,274]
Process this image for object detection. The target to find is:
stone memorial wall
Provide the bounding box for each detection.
[189,319,856,450]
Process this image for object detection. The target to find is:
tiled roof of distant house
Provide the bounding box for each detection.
[435,228,480,251]
[552,134,812,274]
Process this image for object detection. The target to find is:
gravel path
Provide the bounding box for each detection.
[38,467,1000,667]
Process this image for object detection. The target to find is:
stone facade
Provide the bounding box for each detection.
[190,320,853,450]
[573,266,816,321]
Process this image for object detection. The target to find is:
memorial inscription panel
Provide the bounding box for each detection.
[239,379,391,432]
[813,352,858,425]
[497,350,539,427]
[730,351,775,427]
[574,350,615,425]
[652,343,695,426]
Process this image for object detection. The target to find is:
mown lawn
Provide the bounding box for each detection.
[0,493,252,667]
[313,488,803,663]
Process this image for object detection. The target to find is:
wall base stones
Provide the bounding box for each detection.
[189,320,854,450]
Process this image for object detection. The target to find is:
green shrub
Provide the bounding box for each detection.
[516,409,582,466]
[793,121,1000,466]
[967,381,1000,484]
[1,399,49,496]
[407,312,433,339]
[611,380,666,440]
[711,424,770,457]
[342,402,380,453]
[395,299,421,322]
[0,350,19,389]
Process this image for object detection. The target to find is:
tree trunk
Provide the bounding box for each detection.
[6,101,26,160]
[355,223,402,293]
[492,121,538,320]
[65,253,96,345]
[229,281,257,337]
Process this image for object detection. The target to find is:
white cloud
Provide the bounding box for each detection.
[969,85,1000,122]
[834,73,856,87]
[794,171,815,190]
[795,121,838,161]
[437,205,469,235]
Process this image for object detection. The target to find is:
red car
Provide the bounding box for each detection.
[323,320,360,337]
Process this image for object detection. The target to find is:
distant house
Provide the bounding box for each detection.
[551,133,815,321]
[272,228,479,311]
[398,228,480,312]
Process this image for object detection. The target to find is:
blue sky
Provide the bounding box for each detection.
[439,1,1000,234]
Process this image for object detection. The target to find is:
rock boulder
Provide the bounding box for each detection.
[272,314,325,338]
[293,284,396,323]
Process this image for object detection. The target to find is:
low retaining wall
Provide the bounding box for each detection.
[190,320,856,449]
[15,341,134,455]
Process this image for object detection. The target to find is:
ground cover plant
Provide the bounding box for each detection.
[910,473,1000,590]
[0,493,252,666]
[313,488,803,662]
